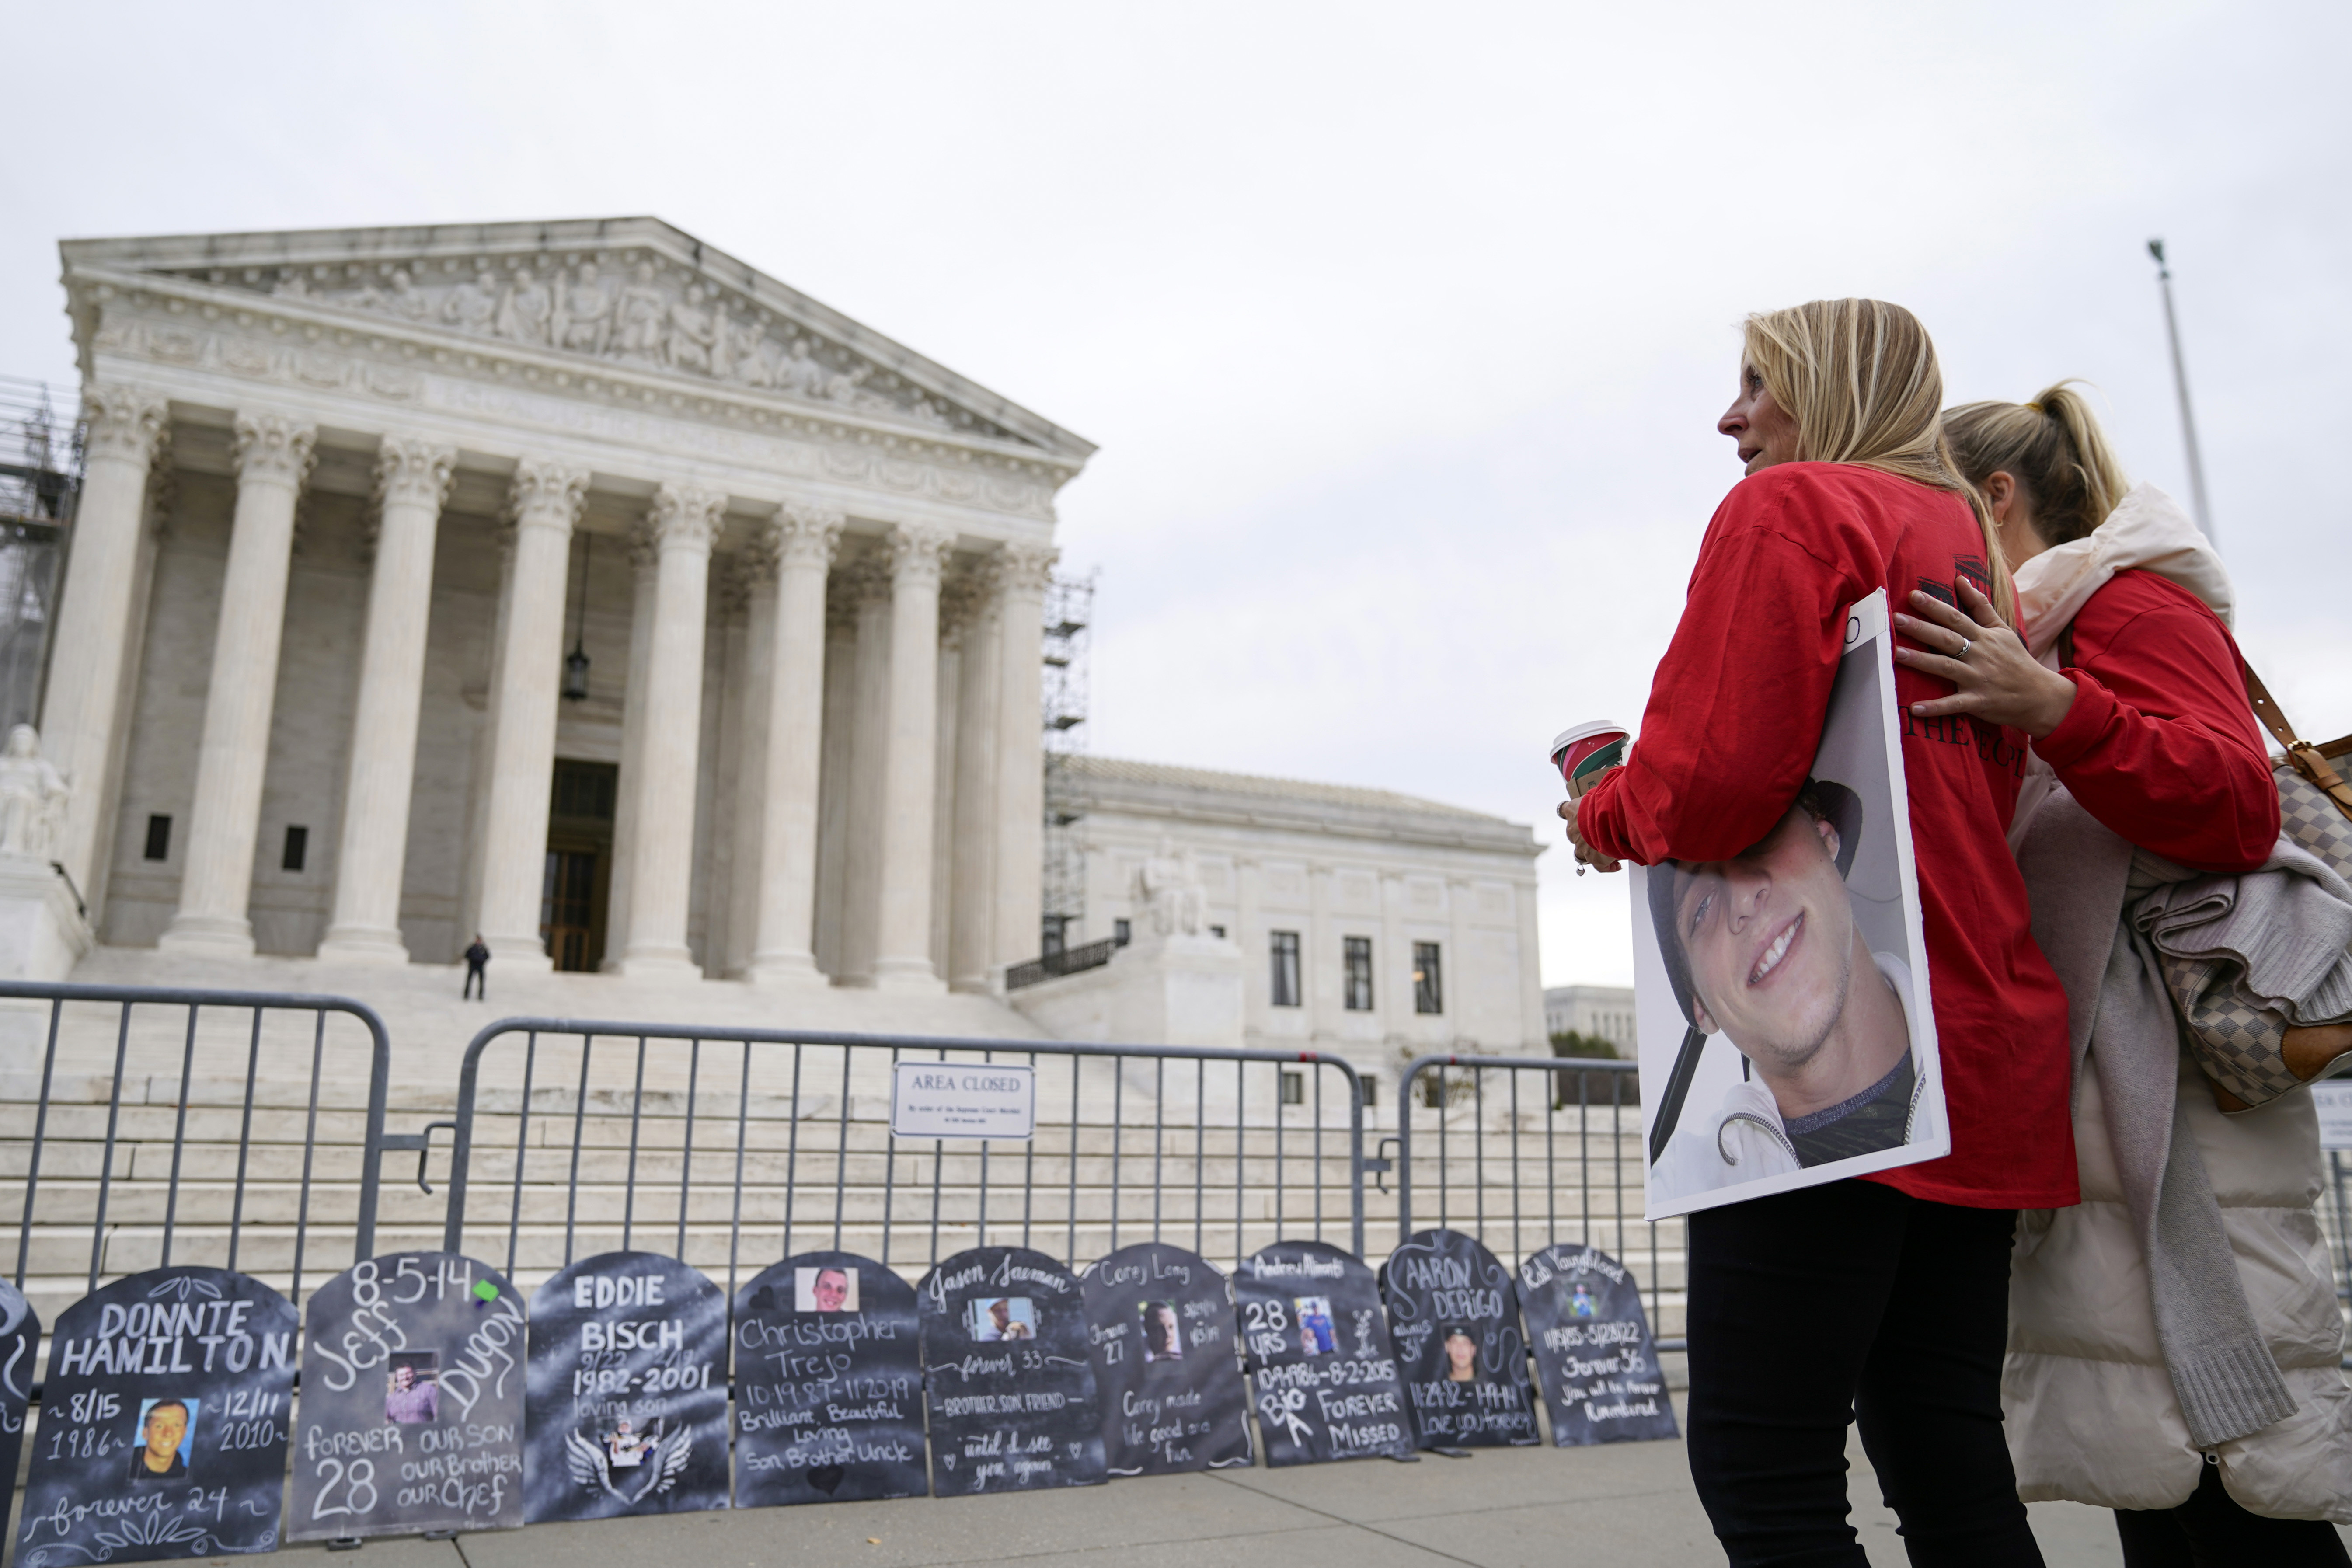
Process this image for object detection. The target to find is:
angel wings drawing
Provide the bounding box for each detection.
[565,1418,694,1505]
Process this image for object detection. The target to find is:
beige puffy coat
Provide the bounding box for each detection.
[2004,1020,2352,1519]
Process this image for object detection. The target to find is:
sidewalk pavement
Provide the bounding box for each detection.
[261,1411,2284,1568]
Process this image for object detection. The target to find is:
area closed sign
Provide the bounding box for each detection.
[891,1060,1037,1140]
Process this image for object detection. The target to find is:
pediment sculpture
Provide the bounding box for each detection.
[207,257,981,436]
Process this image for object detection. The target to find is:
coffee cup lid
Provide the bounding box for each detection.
[1549,720,1629,759]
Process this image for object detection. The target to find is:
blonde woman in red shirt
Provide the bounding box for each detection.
[1567,300,2071,1566]
[1916,387,2348,1566]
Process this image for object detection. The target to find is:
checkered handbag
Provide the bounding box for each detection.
[2163,668,2352,1111]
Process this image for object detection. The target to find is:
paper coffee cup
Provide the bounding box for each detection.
[1550,721,1629,798]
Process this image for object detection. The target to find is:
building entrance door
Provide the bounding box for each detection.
[541,759,617,971]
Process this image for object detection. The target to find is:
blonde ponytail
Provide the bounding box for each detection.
[1943,380,2130,548]
[1742,300,2015,622]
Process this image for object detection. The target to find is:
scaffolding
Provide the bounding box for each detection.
[1039,570,1095,954]
[0,376,78,734]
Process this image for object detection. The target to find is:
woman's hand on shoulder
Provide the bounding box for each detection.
[1894,580,2077,739]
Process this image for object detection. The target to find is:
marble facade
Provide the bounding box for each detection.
[1018,757,1547,1088]
[45,219,1089,990]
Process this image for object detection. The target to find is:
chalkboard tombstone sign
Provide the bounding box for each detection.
[918,1246,1106,1496]
[1380,1228,1538,1448]
[1235,1240,1414,1466]
[17,1265,294,1565]
[732,1251,927,1507]
[0,1278,38,1545]
[1518,1243,1678,1446]
[524,1251,730,1523]
[289,1251,526,1541]
[1078,1243,1253,1476]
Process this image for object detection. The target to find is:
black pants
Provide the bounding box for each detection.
[463,963,485,1000]
[1685,1179,2042,1567]
[2114,1461,2351,1566]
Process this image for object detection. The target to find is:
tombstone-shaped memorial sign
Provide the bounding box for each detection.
[733,1251,927,1506]
[0,1279,38,1546]
[1381,1229,1538,1448]
[1518,1244,1677,1446]
[524,1251,730,1522]
[1079,1243,1253,1476]
[17,1266,294,1565]
[1236,1240,1414,1466]
[289,1251,526,1540]
[919,1246,1106,1496]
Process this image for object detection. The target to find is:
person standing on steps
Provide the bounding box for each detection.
[463,934,489,1000]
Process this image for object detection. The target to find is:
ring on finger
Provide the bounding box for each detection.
[1956,636,1972,658]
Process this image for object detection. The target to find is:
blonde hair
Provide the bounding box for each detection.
[1742,299,2014,620]
[1942,382,2130,549]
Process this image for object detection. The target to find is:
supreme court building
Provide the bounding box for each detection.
[45,218,1079,992]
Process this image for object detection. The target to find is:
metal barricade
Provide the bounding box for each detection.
[438,1019,1367,1300]
[0,981,393,1323]
[1394,1052,1683,1351]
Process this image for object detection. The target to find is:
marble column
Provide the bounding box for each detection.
[747,503,842,986]
[317,436,456,963]
[1380,871,1408,1023]
[990,542,1056,968]
[836,558,892,986]
[599,523,660,967]
[1306,862,1335,1030]
[722,547,777,978]
[1235,857,1262,1014]
[45,383,168,905]
[471,460,588,967]
[159,413,316,957]
[871,524,951,992]
[946,560,1003,992]
[1514,880,1545,1050]
[606,482,724,976]
[1447,878,1476,1047]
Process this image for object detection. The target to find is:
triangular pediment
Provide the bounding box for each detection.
[59,218,1093,462]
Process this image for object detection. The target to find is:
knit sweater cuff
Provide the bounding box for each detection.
[2169,1340,2299,1448]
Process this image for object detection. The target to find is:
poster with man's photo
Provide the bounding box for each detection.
[1631,589,1948,1219]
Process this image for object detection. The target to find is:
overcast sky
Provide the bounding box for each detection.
[5,1,2344,986]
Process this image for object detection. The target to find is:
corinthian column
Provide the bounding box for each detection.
[472,459,588,967]
[947,558,1004,991]
[836,558,892,986]
[317,436,456,963]
[599,523,659,967]
[45,383,168,904]
[606,481,724,976]
[159,413,316,957]
[871,524,951,992]
[748,502,842,986]
[991,542,1056,969]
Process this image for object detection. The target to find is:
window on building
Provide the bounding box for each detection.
[1412,942,1443,1015]
[1270,931,1301,1007]
[281,825,308,872]
[1360,1075,1379,1108]
[1280,1070,1303,1105]
[1042,915,1070,956]
[1114,918,1131,947]
[1342,937,1373,1011]
[1209,924,1226,939]
[143,815,171,862]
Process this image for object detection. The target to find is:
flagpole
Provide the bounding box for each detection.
[2147,238,2215,548]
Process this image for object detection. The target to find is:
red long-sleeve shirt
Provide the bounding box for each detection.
[1580,463,2077,1209]
[2035,570,2278,873]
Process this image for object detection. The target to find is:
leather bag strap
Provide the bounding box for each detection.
[2244,660,2352,818]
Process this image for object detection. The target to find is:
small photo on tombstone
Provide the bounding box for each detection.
[1571,1283,1596,1319]
[796,1265,860,1313]
[1293,1297,1336,1356]
[385,1351,441,1424]
[1441,1328,1480,1383]
[1138,1300,1184,1362]
[966,1296,1035,1341]
[600,1416,663,1470]
[125,1396,198,1484]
